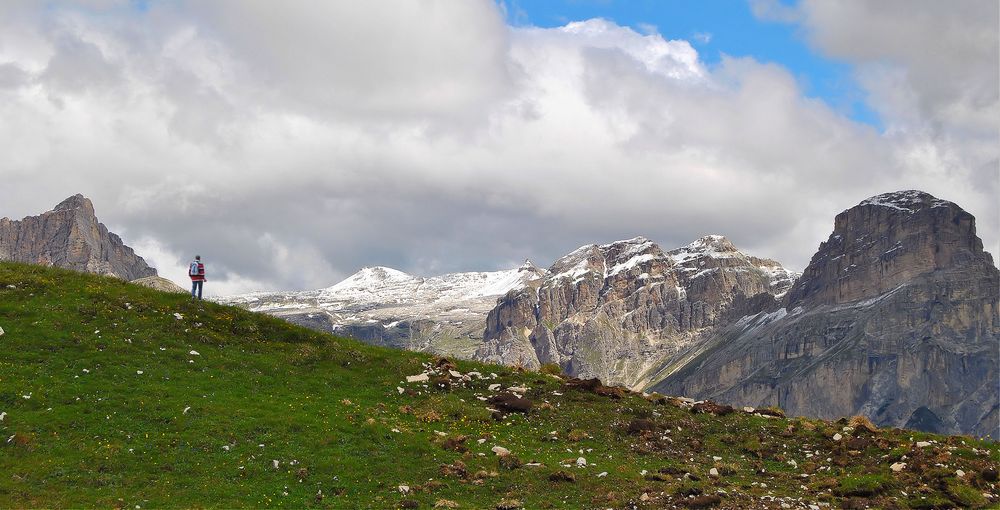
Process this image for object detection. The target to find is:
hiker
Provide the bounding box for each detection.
[189,255,206,300]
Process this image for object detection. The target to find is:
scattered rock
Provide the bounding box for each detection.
[848,415,878,433]
[955,469,965,478]
[400,499,419,509]
[548,470,576,482]
[691,401,735,416]
[0,326,4,337]
[406,373,430,383]
[832,433,843,441]
[564,377,626,399]
[576,457,587,467]
[440,461,467,479]
[982,468,998,482]
[398,485,410,494]
[845,437,870,450]
[434,357,456,371]
[488,393,532,413]
[755,407,785,418]
[434,500,460,509]
[890,462,906,473]
[495,499,522,510]
[491,446,511,457]
[708,467,720,477]
[915,441,932,448]
[499,455,522,470]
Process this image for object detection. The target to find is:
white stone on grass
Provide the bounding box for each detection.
[405,373,429,383]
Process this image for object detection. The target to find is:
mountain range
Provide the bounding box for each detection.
[222,190,998,436]
[4,191,996,436]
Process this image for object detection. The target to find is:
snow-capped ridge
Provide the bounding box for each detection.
[858,190,952,213]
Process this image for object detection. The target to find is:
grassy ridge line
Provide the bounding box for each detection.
[0,262,996,509]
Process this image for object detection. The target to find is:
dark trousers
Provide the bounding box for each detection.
[191,280,203,299]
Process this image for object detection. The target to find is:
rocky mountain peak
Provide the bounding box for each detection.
[787,189,993,307]
[52,194,96,214]
[0,195,156,281]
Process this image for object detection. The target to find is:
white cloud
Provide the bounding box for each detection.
[0,1,995,294]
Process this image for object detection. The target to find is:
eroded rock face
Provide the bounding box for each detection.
[0,195,156,281]
[653,191,999,437]
[475,236,798,388]
[786,190,989,307]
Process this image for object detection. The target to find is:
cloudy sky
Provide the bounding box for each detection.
[0,0,996,295]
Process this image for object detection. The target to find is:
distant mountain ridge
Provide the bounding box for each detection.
[0,194,156,281]
[218,261,547,357]
[223,235,799,389]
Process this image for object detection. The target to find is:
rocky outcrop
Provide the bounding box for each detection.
[132,275,186,294]
[0,195,156,280]
[475,236,798,388]
[653,191,999,437]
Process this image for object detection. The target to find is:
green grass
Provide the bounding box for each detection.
[0,262,998,508]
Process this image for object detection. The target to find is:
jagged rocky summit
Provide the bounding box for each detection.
[0,194,156,281]
[653,190,999,437]
[474,236,798,388]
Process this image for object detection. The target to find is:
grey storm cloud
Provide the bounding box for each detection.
[0,0,995,295]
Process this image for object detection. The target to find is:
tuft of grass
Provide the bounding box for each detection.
[538,363,563,377]
[833,474,893,497]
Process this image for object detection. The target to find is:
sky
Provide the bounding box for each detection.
[0,0,996,295]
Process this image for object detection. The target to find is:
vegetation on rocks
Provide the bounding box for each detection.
[0,262,997,508]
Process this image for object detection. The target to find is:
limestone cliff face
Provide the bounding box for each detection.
[653,191,999,437]
[475,236,798,388]
[0,195,156,281]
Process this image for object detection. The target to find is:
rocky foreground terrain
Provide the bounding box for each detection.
[0,194,156,281]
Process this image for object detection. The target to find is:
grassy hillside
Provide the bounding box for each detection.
[0,262,997,509]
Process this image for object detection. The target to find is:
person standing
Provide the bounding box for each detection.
[189,255,206,300]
